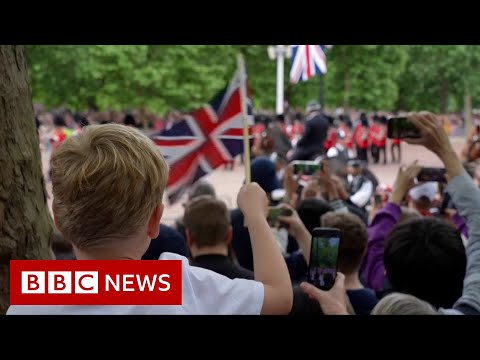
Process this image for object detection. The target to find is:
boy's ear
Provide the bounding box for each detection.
[52,202,61,231]
[225,226,233,245]
[185,229,193,248]
[147,203,164,238]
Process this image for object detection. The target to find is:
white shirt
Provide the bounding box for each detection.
[6,253,265,315]
[326,144,343,158]
[347,174,373,208]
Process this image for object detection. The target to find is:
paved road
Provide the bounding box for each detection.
[159,138,465,225]
[41,137,465,226]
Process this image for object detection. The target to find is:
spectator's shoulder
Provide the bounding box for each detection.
[173,253,264,314]
[230,208,244,222]
[142,224,187,259]
[290,286,324,315]
[159,252,189,264]
[438,308,464,315]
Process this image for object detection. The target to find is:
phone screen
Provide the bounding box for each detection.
[293,161,322,176]
[387,117,422,139]
[267,207,292,227]
[374,194,383,206]
[416,167,447,183]
[307,228,341,291]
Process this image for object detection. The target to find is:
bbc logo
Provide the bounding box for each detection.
[21,271,99,294]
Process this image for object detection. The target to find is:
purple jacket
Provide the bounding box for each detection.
[362,203,401,291]
[362,204,469,292]
[452,213,468,238]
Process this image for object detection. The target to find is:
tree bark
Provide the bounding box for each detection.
[342,47,350,111]
[343,69,350,111]
[0,45,53,314]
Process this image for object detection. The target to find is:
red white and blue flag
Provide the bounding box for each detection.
[289,45,327,84]
[152,71,253,204]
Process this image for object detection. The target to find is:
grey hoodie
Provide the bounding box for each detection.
[439,172,480,315]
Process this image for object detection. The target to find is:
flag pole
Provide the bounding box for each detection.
[238,53,251,184]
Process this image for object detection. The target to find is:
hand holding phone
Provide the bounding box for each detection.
[267,207,293,228]
[276,204,308,240]
[416,167,447,183]
[307,228,341,291]
[387,117,422,139]
[374,194,383,207]
[292,161,322,176]
[300,273,348,315]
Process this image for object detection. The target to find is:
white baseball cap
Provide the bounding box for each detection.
[409,182,438,202]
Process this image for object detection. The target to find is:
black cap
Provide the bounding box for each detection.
[348,159,362,168]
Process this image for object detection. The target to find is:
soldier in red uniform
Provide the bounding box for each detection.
[338,116,354,157]
[391,138,401,164]
[324,121,338,151]
[353,113,369,163]
[369,116,387,164]
[290,113,305,147]
[251,115,266,158]
[378,116,388,164]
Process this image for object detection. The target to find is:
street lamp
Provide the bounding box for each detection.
[268,45,292,115]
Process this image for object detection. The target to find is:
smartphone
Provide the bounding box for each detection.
[292,161,322,176]
[307,228,341,291]
[374,194,383,206]
[416,167,447,183]
[387,117,422,139]
[267,207,293,227]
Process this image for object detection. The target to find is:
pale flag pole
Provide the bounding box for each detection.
[268,46,292,115]
[237,53,251,184]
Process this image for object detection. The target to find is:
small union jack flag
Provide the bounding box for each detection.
[289,45,327,84]
[151,71,253,204]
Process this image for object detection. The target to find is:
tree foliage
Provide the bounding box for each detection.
[25,45,480,115]
[397,45,480,113]
[311,238,338,269]
[26,45,238,113]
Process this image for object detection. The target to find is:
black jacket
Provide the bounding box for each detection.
[292,111,329,160]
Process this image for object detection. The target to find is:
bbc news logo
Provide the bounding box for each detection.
[22,271,100,294]
[10,260,182,305]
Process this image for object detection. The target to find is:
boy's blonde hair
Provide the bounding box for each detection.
[371,293,438,315]
[51,124,169,250]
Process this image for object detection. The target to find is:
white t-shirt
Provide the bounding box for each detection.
[7,252,265,315]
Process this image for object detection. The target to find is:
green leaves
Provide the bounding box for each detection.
[25,45,480,114]
[321,45,409,110]
[26,45,237,113]
[397,45,480,112]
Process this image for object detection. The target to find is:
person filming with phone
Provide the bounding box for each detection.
[362,112,480,314]
[296,112,480,315]
[346,160,373,205]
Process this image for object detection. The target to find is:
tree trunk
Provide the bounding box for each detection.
[439,78,448,113]
[0,45,53,314]
[343,69,350,111]
[342,47,350,111]
[139,107,148,129]
[464,85,472,135]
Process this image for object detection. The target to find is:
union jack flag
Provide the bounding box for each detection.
[289,45,327,84]
[152,71,253,204]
